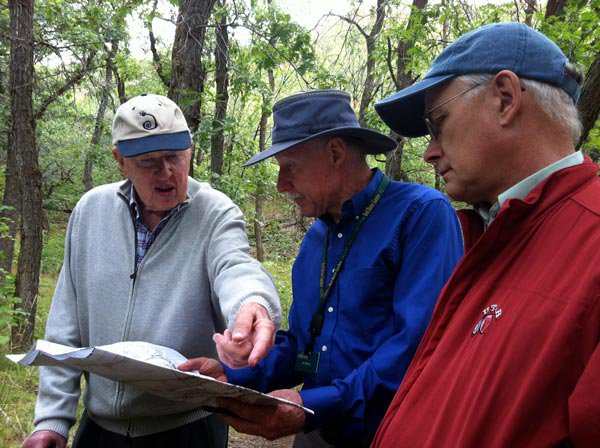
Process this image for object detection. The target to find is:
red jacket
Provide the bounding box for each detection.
[372,159,600,448]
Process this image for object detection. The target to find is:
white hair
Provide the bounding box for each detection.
[456,73,582,144]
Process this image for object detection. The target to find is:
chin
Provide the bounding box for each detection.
[443,185,466,203]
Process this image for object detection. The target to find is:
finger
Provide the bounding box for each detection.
[177,357,209,371]
[247,334,272,367]
[218,397,273,421]
[178,357,227,381]
[231,307,255,342]
[218,342,253,368]
[214,331,243,367]
[247,315,275,365]
[219,413,268,437]
[215,329,255,368]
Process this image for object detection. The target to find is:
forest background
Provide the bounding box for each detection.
[0,0,598,446]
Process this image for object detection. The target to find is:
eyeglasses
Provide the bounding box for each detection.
[423,83,482,140]
[133,152,187,170]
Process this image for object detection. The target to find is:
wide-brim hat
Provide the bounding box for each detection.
[375,22,581,138]
[112,94,192,157]
[243,89,396,167]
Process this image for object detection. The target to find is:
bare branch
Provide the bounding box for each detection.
[328,13,369,39]
[35,50,97,120]
[387,37,400,90]
[148,0,170,88]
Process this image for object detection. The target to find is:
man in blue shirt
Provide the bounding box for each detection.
[180,89,463,447]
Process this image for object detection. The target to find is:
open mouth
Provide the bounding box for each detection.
[156,186,176,194]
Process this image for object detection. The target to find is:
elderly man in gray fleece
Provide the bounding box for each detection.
[23,94,282,448]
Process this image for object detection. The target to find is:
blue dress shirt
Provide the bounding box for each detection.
[225,169,463,439]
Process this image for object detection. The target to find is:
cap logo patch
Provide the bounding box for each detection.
[140,111,158,130]
[472,304,502,336]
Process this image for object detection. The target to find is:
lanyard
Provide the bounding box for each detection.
[305,174,390,354]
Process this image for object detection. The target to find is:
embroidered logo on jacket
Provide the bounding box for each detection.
[472,304,502,335]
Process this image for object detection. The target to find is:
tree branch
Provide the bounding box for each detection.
[35,50,97,120]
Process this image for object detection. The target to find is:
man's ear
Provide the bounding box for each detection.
[492,70,523,126]
[112,147,127,177]
[326,137,348,168]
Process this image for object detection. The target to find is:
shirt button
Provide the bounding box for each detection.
[337,232,343,238]
[331,268,335,273]
[321,345,328,352]
[328,307,334,313]
[355,215,360,220]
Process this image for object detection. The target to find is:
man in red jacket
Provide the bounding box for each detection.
[372,22,599,447]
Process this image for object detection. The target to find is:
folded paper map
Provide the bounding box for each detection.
[7,340,313,414]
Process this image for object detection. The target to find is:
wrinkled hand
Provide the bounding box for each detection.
[23,430,66,448]
[217,389,305,441]
[214,302,275,368]
[177,357,227,382]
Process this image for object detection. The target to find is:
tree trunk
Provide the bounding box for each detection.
[523,0,537,27]
[254,196,265,262]
[0,6,18,275]
[577,51,600,153]
[169,0,217,176]
[0,147,19,275]
[113,65,127,104]
[385,0,428,179]
[253,59,275,263]
[545,0,568,19]
[9,0,44,350]
[358,0,386,125]
[384,135,405,181]
[85,40,118,192]
[148,0,171,89]
[210,1,230,176]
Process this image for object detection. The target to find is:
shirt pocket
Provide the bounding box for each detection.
[338,267,395,342]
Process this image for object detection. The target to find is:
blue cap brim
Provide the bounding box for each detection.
[375,74,455,137]
[117,131,192,157]
[243,127,397,167]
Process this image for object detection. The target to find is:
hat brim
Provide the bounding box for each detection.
[375,74,455,138]
[117,131,192,157]
[243,127,396,167]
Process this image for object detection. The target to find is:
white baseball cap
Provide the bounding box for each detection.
[112,94,192,157]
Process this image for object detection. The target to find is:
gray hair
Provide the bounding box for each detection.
[456,73,583,144]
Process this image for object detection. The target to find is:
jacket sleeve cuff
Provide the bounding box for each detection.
[300,385,344,431]
[235,296,282,330]
[33,418,72,440]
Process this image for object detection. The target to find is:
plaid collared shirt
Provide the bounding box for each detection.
[129,186,183,269]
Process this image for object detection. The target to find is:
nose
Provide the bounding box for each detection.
[423,138,442,165]
[156,158,173,178]
[276,169,290,192]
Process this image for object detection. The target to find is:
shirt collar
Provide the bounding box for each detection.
[321,168,384,227]
[129,183,142,220]
[478,151,584,226]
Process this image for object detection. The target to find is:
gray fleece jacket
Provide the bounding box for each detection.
[33,178,281,438]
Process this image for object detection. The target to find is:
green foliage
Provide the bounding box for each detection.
[0,275,61,447]
[539,1,600,68]
[0,272,19,346]
[262,260,292,330]
[41,231,65,276]
[0,205,19,347]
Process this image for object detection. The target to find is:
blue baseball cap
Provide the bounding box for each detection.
[375,22,581,137]
[243,89,396,167]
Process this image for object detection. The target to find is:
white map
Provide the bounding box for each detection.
[7,340,313,414]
